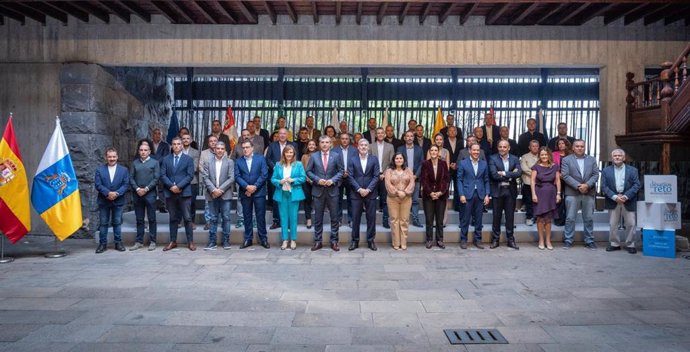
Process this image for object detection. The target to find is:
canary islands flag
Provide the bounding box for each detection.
[31,118,82,241]
[0,114,31,243]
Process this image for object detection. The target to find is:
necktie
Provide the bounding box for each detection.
[323,153,328,172]
[174,155,179,168]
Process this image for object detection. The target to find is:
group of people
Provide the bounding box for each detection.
[94,112,641,255]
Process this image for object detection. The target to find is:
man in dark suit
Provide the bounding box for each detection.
[457,144,490,250]
[265,128,300,229]
[348,139,380,251]
[397,131,424,227]
[517,118,547,156]
[305,115,321,141]
[481,112,501,153]
[444,126,463,211]
[414,125,432,156]
[473,126,492,157]
[362,117,377,143]
[488,140,521,250]
[334,132,357,227]
[235,140,270,249]
[94,147,130,253]
[306,135,344,251]
[151,128,170,161]
[561,139,600,250]
[253,115,270,151]
[602,148,641,254]
[439,113,461,139]
[201,119,231,154]
[492,126,519,156]
[547,122,576,151]
[160,137,196,251]
[384,125,403,150]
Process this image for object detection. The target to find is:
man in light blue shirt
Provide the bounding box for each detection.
[601,149,640,254]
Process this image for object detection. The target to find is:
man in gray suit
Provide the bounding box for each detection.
[369,127,394,228]
[561,139,600,250]
[306,135,344,251]
[202,142,235,250]
[181,133,200,229]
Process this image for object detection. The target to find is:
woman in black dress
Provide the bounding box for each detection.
[531,147,561,250]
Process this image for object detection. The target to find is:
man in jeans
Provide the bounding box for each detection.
[561,139,600,250]
[202,142,235,250]
[95,148,129,253]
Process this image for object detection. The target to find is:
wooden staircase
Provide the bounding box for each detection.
[616,43,690,174]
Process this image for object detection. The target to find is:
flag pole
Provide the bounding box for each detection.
[0,236,14,264]
[44,236,66,258]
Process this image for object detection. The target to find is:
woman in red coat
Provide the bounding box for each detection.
[420,145,450,249]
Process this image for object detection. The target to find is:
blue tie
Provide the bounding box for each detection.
[174,155,179,168]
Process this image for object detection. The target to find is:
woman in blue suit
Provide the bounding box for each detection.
[271,145,306,250]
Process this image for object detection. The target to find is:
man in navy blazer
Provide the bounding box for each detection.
[457,144,490,249]
[347,139,380,251]
[601,148,641,254]
[307,135,344,251]
[333,132,357,227]
[235,139,270,249]
[95,147,130,253]
[160,137,197,251]
[488,140,521,250]
[397,130,424,227]
[265,128,300,230]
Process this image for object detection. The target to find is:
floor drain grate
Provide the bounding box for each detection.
[444,329,508,345]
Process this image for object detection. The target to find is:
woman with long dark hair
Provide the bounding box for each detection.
[384,153,415,250]
[420,145,450,249]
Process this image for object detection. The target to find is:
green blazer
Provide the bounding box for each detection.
[271,162,306,202]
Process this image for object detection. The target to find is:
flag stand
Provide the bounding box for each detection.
[44,237,66,258]
[0,236,14,264]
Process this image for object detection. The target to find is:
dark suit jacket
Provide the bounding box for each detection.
[152,141,170,161]
[95,164,129,206]
[265,141,300,169]
[601,164,640,211]
[362,130,376,144]
[420,159,450,199]
[259,129,270,151]
[440,126,462,140]
[443,138,463,167]
[384,137,403,150]
[347,155,380,200]
[416,137,432,156]
[306,150,344,197]
[517,131,547,156]
[160,153,195,197]
[488,154,521,197]
[201,133,231,153]
[333,145,357,178]
[396,144,424,178]
[481,125,501,149]
[456,158,490,199]
[491,138,519,156]
[234,154,269,198]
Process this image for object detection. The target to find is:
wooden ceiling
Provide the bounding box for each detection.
[0,1,688,27]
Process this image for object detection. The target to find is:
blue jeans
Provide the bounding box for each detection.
[410,181,420,221]
[133,191,157,244]
[564,194,595,245]
[98,204,124,244]
[208,198,232,244]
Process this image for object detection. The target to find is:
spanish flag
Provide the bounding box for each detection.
[31,118,82,241]
[0,115,31,243]
[432,107,445,137]
[223,106,238,151]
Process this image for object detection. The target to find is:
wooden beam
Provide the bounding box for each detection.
[285,1,297,24]
[624,4,656,25]
[556,3,590,25]
[536,3,566,25]
[311,1,318,24]
[0,3,45,25]
[438,2,457,25]
[98,1,130,23]
[486,3,509,25]
[235,1,257,23]
[511,2,539,25]
[149,1,177,23]
[376,2,388,25]
[0,6,25,25]
[604,4,644,25]
[263,1,276,24]
[27,1,68,24]
[215,1,238,23]
[45,1,89,23]
[335,1,341,25]
[71,1,109,23]
[187,1,218,24]
[643,4,672,25]
[117,1,150,22]
[167,1,194,23]
[664,5,690,25]
[460,2,479,25]
[576,3,614,25]
[398,1,411,25]
[356,1,362,25]
[419,2,431,25]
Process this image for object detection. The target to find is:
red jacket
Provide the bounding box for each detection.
[420,159,450,199]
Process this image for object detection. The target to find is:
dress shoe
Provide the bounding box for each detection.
[348,242,358,251]
[331,242,340,251]
[95,243,107,254]
[260,240,270,249]
[115,242,126,252]
[460,240,468,249]
[159,208,168,213]
[383,220,390,229]
[311,242,323,251]
[270,222,280,230]
[473,242,485,249]
[368,242,378,251]
[425,240,433,249]
[306,219,312,229]
[188,242,196,251]
[203,223,210,231]
[240,240,252,249]
[606,245,622,252]
[627,247,637,254]
[436,241,445,249]
[490,240,499,249]
[507,240,519,250]
[412,219,423,228]
[163,242,177,251]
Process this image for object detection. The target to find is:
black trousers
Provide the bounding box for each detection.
[351,195,377,243]
[303,182,313,220]
[521,184,533,219]
[491,187,516,242]
[423,197,446,242]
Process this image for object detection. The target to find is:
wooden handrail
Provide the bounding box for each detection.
[670,43,690,71]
